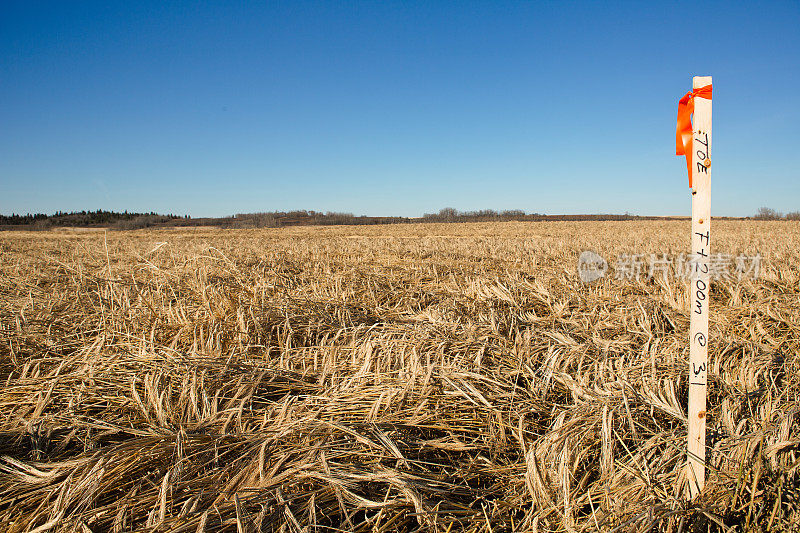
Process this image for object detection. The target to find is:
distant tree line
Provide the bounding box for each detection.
[111,214,184,230]
[229,209,660,227]
[421,208,539,222]
[0,210,183,229]
[229,210,410,228]
[753,207,800,220]
[5,206,770,231]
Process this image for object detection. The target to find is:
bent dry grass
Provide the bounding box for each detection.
[0,221,798,532]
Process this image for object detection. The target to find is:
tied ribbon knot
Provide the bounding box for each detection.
[676,84,712,188]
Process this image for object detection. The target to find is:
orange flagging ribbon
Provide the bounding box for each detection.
[676,84,712,188]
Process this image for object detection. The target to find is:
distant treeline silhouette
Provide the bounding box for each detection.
[3,207,760,231]
[422,208,537,222]
[228,211,408,228]
[419,208,656,222]
[227,208,656,226]
[753,207,800,220]
[0,210,183,229]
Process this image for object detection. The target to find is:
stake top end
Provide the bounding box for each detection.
[693,76,712,89]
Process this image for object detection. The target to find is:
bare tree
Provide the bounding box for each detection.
[438,207,458,222]
[754,207,783,220]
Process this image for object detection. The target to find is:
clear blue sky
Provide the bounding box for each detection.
[2,1,798,218]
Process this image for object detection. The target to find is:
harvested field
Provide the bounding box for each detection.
[0,221,798,531]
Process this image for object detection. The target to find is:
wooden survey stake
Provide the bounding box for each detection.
[686,75,712,499]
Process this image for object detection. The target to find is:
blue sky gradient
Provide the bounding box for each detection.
[1,1,799,217]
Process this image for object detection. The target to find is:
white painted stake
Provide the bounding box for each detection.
[687,75,712,499]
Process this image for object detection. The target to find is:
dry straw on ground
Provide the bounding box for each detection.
[0,221,798,532]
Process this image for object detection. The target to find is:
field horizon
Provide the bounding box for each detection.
[1,221,797,531]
